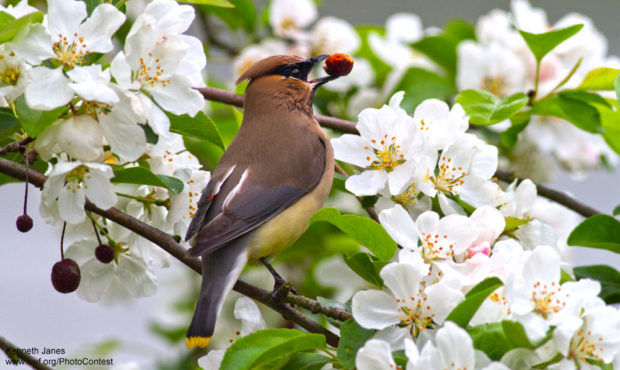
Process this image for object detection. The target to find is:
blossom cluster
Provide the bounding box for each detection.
[1,0,209,301]
[458,0,618,179]
[330,91,620,368]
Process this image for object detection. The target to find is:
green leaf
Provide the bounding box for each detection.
[0,108,19,140]
[502,320,553,349]
[344,252,387,288]
[577,68,620,91]
[282,353,330,370]
[411,19,475,77]
[446,277,503,328]
[220,329,326,370]
[614,205,620,216]
[504,217,531,232]
[0,11,43,44]
[531,94,601,133]
[468,323,513,361]
[599,105,620,155]
[337,320,375,370]
[199,0,255,32]
[615,74,620,103]
[455,90,529,126]
[15,95,67,137]
[168,111,225,150]
[111,167,184,194]
[567,214,620,254]
[392,67,455,112]
[181,0,233,5]
[500,112,530,150]
[310,207,397,260]
[574,265,620,304]
[519,24,584,63]
[0,12,15,27]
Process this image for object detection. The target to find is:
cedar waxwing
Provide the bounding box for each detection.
[184,54,337,349]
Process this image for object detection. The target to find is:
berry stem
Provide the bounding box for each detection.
[60,222,66,260]
[23,151,29,215]
[90,218,103,246]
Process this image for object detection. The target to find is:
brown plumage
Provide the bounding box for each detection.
[185,55,336,349]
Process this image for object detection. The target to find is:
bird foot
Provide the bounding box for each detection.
[260,258,297,302]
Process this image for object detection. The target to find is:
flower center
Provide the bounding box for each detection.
[365,135,405,172]
[53,33,89,68]
[136,52,171,88]
[420,232,454,262]
[0,65,20,86]
[391,183,418,207]
[64,165,90,193]
[482,76,507,97]
[431,155,466,194]
[530,281,566,318]
[568,329,605,364]
[396,296,435,337]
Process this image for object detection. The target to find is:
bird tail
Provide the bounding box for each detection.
[186,238,248,349]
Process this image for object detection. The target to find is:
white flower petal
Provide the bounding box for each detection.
[198,350,225,370]
[435,322,475,369]
[234,297,266,336]
[99,103,146,162]
[47,0,86,42]
[355,339,396,370]
[147,75,204,116]
[352,290,400,329]
[331,134,374,167]
[57,115,104,161]
[378,204,419,250]
[76,258,115,302]
[84,169,117,210]
[25,67,73,110]
[58,183,86,223]
[345,170,387,196]
[116,255,158,297]
[380,262,423,300]
[78,4,126,53]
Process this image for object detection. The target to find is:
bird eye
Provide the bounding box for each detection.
[289,68,302,79]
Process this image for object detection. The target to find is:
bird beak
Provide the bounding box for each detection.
[306,54,340,90]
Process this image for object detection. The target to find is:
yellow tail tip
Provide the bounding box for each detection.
[186,336,211,350]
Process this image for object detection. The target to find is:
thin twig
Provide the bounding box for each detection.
[195,86,359,134]
[0,336,53,370]
[0,157,345,347]
[0,137,34,156]
[494,169,601,218]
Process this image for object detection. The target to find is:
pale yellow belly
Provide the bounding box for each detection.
[246,167,333,262]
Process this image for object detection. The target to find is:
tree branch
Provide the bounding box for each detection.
[0,157,346,347]
[0,137,34,156]
[195,86,359,134]
[0,336,53,370]
[495,169,601,218]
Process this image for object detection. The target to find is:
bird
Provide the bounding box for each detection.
[184,54,338,349]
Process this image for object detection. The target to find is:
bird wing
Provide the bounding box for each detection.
[187,135,327,258]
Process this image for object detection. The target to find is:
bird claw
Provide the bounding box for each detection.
[261,258,297,302]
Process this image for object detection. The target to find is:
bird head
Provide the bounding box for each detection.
[236,55,340,115]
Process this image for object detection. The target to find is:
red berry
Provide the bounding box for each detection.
[324,53,354,76]
[16,214,33,233]
[51,259,81,294]
[95,244,114,264]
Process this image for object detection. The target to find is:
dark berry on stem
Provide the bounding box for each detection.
[95,244,114,264]
[51,259,81,293]
[16,214,33,233]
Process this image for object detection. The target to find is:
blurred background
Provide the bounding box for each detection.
[1,0,619,368]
